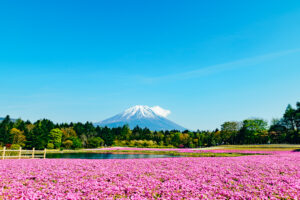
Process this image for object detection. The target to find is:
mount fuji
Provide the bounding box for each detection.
[94,105,186,131]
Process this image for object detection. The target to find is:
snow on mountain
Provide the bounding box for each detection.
[122,105,156,119]
[150,106,171,117]
[94,105,186,131]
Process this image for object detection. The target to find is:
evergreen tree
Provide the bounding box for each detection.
[0,115,13,145]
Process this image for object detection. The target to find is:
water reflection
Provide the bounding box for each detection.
[47,153,179,159]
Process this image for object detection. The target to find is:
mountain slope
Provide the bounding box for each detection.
[94,105,186,131]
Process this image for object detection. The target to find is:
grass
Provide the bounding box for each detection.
[218,144,300,151]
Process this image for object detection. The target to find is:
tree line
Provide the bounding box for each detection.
[0,102,299,149]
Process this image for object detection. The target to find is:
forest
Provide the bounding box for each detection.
[0,102,299,149]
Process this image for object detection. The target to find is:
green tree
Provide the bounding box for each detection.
[13,119,26,131]
[0,115,13,145]
[269,118,287,143]
[24,124,35,148]
[61,127,77,142]
[120,125,132,140]
[69,137,82,149]
[171,132,181,147]
[49,128,63,149]
[296,102,300,131]
[221,121,241,144]
[283,104,297,131]
[10,128,26,147]
[275,103,300,143]
[31,119,55,149]
[84,122,97,138]
[239,119,268,144]
[87,137,104,148]
[99,126,114,146]
[179,133,190,147]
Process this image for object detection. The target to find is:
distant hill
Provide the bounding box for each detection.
[94,105,186,131]
[0,117,16,123]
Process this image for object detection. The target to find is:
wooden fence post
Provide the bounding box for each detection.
[18,147,22,159]
[2,147,5,160]
[32,148,35,159]
[43,148,46,159]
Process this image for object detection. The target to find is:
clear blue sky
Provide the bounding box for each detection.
[0,0,300,130]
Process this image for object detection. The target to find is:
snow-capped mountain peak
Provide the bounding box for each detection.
[94,105,186,131]
[122,105,156,119]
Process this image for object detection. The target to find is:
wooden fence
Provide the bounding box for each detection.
[0,147,47,159]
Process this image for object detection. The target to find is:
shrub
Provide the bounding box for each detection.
[126,140,158,147]
[10,144,21,150]
[63,140,73,149]
[87,137,104,148]
[47,143,54,149]
[113,140,121,146]
[121,140,128,146]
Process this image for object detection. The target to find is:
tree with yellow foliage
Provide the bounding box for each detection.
[10,128,26,147]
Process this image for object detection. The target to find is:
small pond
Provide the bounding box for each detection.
[47,153,180,159]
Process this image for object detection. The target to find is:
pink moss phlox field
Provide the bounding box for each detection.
[1,153,300,199]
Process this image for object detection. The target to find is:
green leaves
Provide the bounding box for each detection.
[49,128,63,149]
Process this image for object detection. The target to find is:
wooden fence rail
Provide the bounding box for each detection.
[0,147,47,159]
